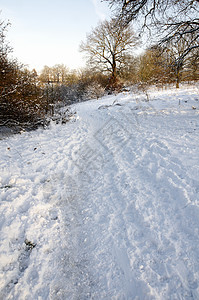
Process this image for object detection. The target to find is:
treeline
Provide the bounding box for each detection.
[1,15,198,128]
[137,45,199,88]
[39,46,199,108]
[39,65,109,106]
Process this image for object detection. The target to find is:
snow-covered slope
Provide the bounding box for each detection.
[0,85,199,299]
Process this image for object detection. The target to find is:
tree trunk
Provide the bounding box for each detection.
[176,65,181,89]
[176,72,180,88]
[111,56,117,83]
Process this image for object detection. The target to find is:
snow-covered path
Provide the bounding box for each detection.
[1,85,199,299]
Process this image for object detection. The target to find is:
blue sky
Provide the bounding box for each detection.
[0,0,111,72]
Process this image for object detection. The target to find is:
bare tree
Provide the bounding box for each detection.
[103,0,199,64]
[80,19,138,88]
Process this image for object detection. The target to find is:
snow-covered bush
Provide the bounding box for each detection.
[85,82,105,100]
[0,19,50,129]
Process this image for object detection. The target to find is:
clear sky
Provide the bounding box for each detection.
[0,0,111,72]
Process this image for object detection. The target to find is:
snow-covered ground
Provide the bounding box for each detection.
[0,84,199,299]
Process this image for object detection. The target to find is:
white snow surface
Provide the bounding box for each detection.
[0,84,199,299]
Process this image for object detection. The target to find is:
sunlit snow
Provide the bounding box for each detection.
[0,84,199,299]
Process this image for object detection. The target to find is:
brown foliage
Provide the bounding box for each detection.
[0,18,49,126]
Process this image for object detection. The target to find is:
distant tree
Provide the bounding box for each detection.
[40,64,76,85]
[51,64,69,84]
[39,65,80,108]
[138,46,173,87]
[39,65,52,84]
[184,48,199,81]
[80,19,139,89]
[161,34,199,87]
[166,40,188,88]
[119,54,139,83]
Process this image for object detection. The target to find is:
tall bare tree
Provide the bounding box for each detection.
[80,19,138,87]
[104,0,199,65]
